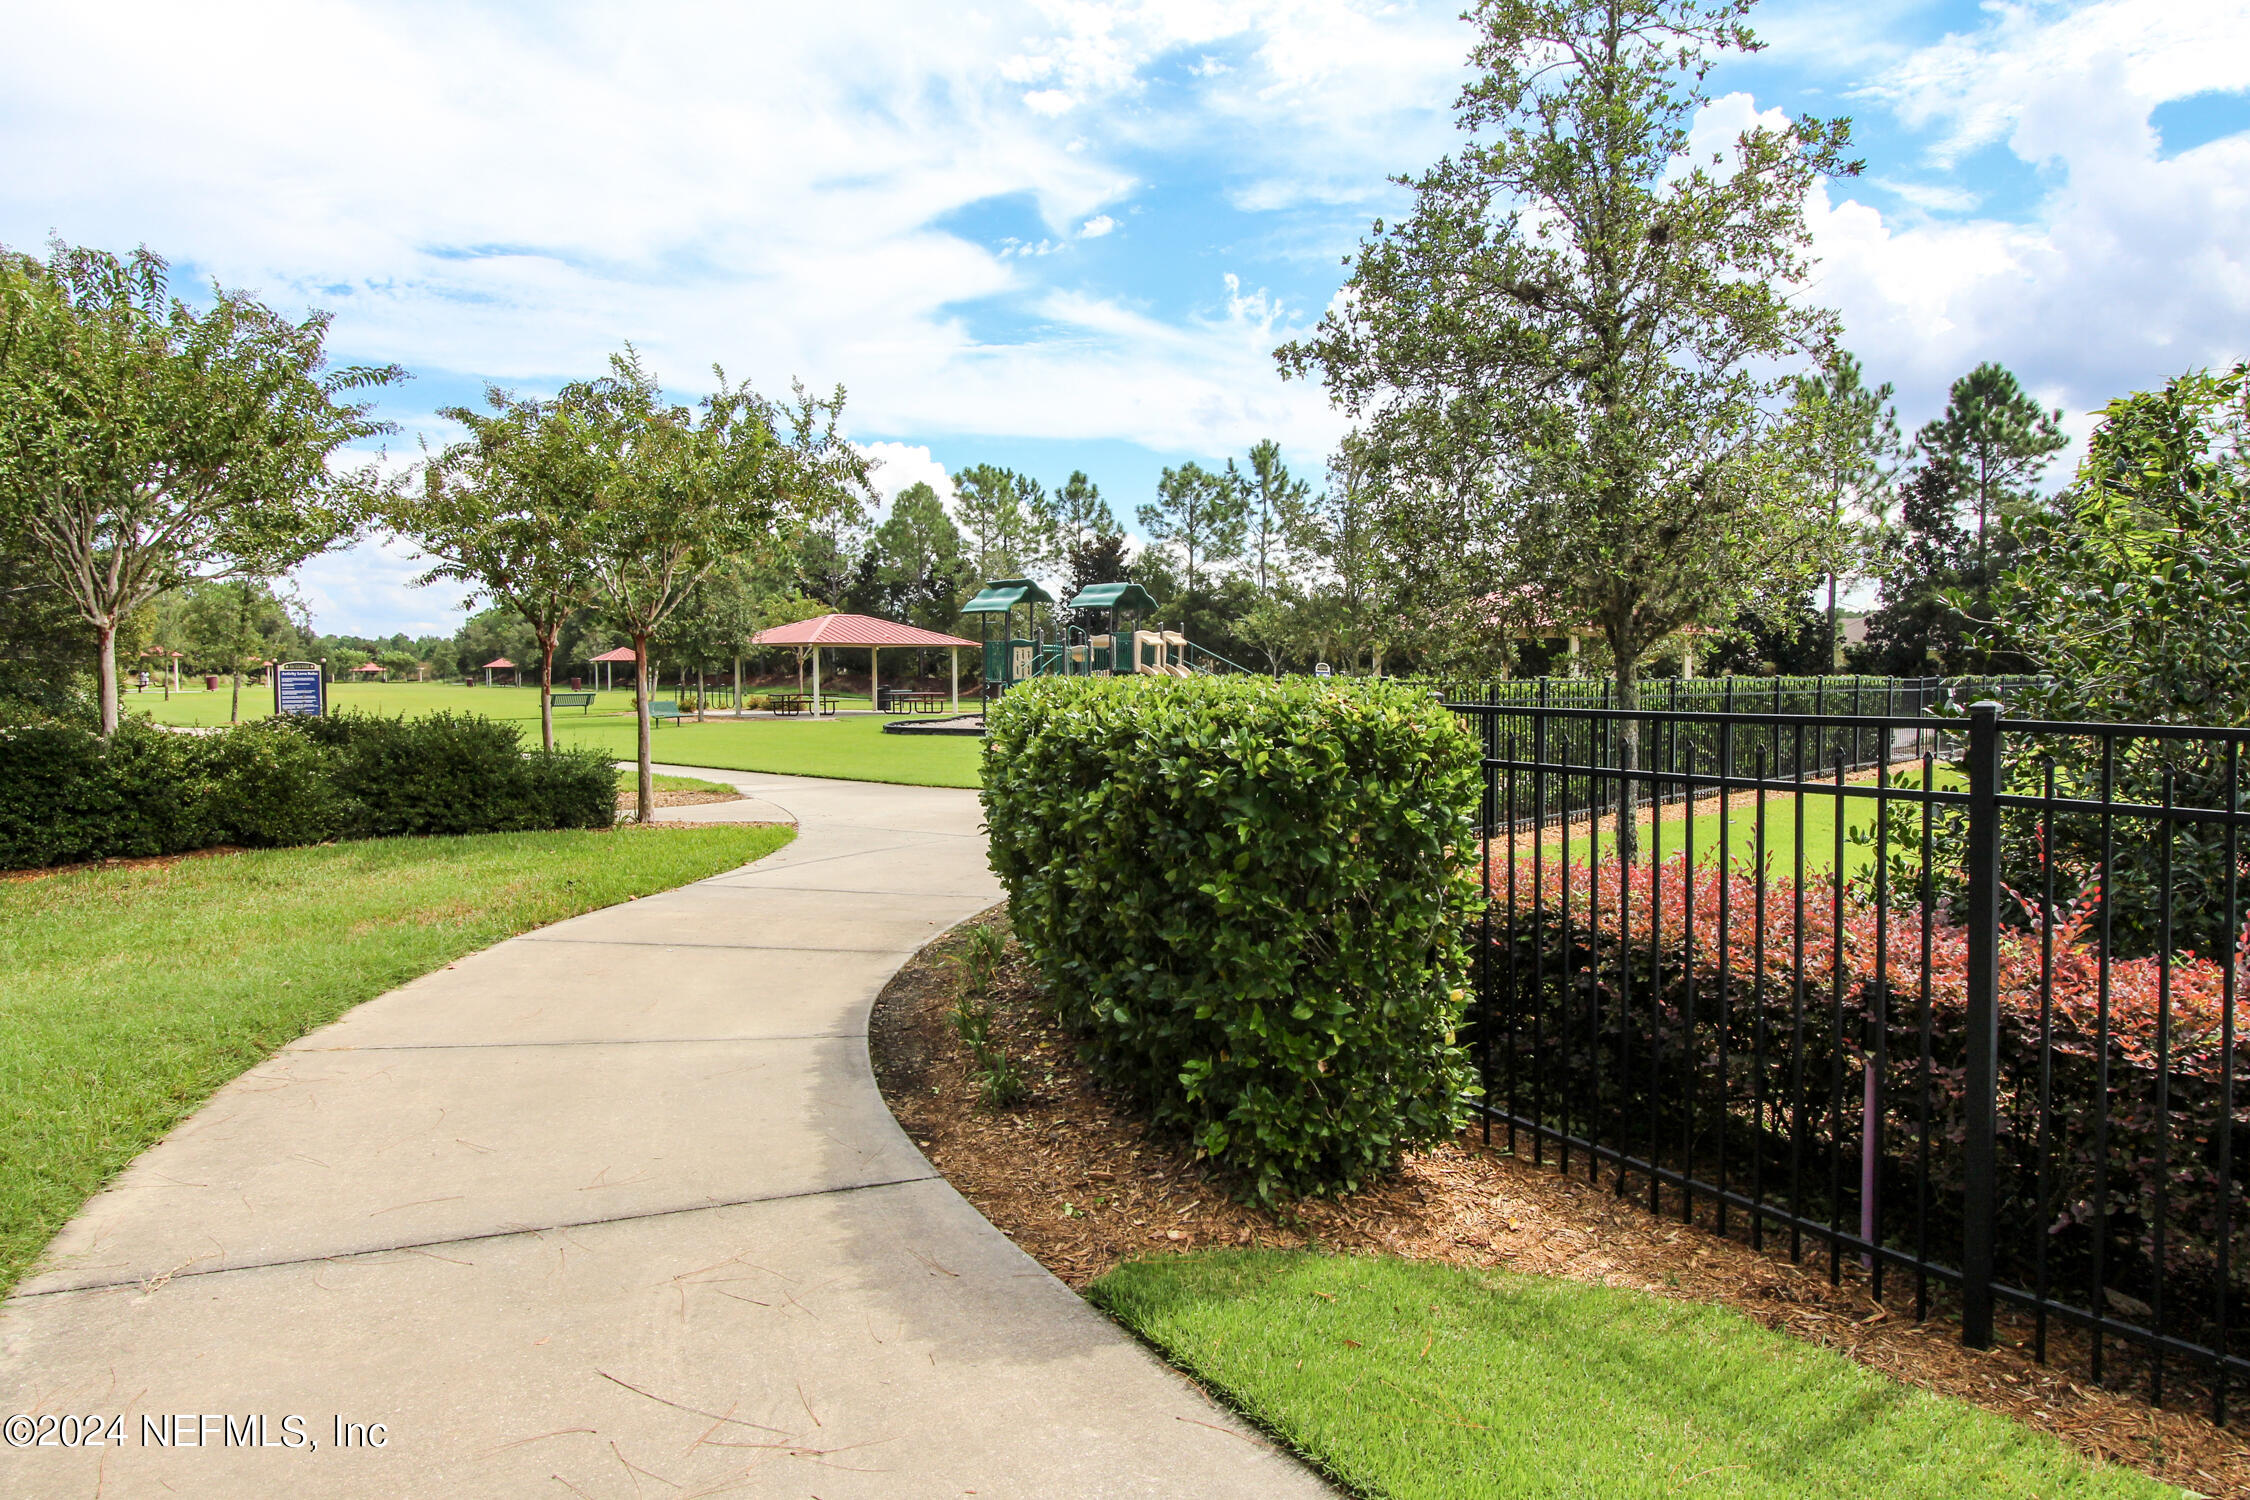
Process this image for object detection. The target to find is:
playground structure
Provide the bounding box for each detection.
[960,578,1251,705]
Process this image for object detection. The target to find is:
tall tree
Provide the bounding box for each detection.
[1137,460,1247,600]
[1858,362,2067,674]
[1236,439,1313,596]
[175,577,306,722]
[653,557,772,719]
[1279,0,1854,732]
[952,464,1049,581]
[1300,436,1395,675]
[1049,469,1117,555]
[574,348,871,821]
[395,385,602,750]
[868,480,972,631]
[0,243,402,733]
[1911,361,2066,615]
[1780,350,1900,671]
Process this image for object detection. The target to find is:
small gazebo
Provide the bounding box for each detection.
[590,646,637,693]
[481,656,517,687]
[350,661,386,682]
[750,614,977,714]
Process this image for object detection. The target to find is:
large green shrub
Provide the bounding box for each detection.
[983,675,1482,1203]
[0,711,615,870]
[306,711,610,837]
[199,720,347,847]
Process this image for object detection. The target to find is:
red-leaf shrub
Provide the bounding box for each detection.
[1483,848,2250,1319]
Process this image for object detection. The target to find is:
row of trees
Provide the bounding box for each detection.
[0,244,400,733]
[394,355,870,817]
[0,241,870,820]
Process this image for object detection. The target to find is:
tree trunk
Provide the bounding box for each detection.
[538,631,557,752]
[1614,643,1642,867]
[96,619,120,736]
[1826,572,1840,675]
[230,665,242,725]
[733,655,741,717]
[634,633,654,824]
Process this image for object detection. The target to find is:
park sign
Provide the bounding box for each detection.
[273,661,325,717]
[1314,662,1333,678]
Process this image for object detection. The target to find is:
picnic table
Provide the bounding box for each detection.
[769,693,838,717]
[884,690,949,714]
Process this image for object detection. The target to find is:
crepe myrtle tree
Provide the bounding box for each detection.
[575,347,873,822]
[1280,0,1854,766]
[0,242,402,733]
[394,385,603,751]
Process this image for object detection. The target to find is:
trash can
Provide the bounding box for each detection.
[204,674,220,691]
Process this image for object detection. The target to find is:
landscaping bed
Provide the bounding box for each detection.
[617,769,745,810]
[870,909,2248,1497]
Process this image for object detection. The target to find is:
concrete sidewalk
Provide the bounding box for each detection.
[0,771,1331,1498]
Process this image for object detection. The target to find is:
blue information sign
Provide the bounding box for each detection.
[274,662,325,717]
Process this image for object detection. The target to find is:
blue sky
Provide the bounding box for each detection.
[3,0,2244,637]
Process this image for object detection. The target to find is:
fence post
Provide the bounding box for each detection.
[1962,699,2004,1349]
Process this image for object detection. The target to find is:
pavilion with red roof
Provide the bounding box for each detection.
[751,614,977,714]
[481,656,516,687]
[589,645,637,692]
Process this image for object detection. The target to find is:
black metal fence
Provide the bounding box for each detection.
[1448,695,2250,1422]
[1422,673,2038,717]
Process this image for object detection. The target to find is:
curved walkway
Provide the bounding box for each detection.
[0,771,1330,1498]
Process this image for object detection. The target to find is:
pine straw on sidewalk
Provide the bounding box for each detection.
[869,908,2250,1500]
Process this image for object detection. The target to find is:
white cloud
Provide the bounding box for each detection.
[294,534,465,641]
[1080,214,1118,237]
[1809,0,2250,439]
[1022,89,1077,115]
[857,441,959,511]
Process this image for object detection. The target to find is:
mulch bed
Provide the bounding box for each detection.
[0,846,247,884]
[615,789,743,811]
[870,907,2250,1498]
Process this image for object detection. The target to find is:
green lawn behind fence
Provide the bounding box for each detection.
[1092,1251,2178,1499]
[1516,763,1957,885]
[0,822,793,1297]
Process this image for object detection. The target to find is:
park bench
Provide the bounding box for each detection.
[551,691,596,713]
[648,698,686,728]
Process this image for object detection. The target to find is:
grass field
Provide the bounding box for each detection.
[0,822,793,1297]
[1514,763,1953,885]
[558,712,982,788]
[127,679,874,726]
[1091,1251,2175,1499]
[130,681,981,789]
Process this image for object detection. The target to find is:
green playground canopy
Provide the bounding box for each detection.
[1063,581,1156,613]
[961,578,1055,614]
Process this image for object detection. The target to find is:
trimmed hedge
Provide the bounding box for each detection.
[0,713,615,870]
[984,675,1482,1203]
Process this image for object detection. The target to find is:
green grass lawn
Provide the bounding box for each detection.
[558,712,981,788]
[1517,764,1953,885]
[1091,1251,2178,1499]
[128,679,877,727]
[129,681,980,789]
[0,822,793,1297]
